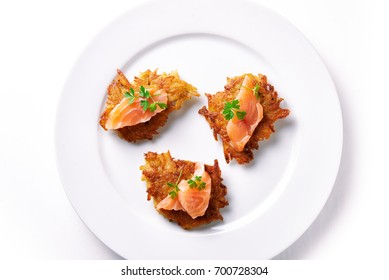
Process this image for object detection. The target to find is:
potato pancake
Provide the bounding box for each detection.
[199,73,289,164]
[100,69,199,142]
[140,151,228,230]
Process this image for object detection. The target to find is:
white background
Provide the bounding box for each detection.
[0,0,387,261]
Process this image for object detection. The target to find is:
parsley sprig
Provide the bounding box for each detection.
[124,86,167,112]
[166,171,207,198]
[188,175,206,191]
[167,170,183,199]
[222,83,261,121]
[223,100,247,121]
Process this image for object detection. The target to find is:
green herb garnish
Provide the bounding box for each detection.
[236,110,247,120]
[124,88,136,104]
[140,99,149,111]
[222,99,247,121]
[167,170,183,199]
[123,86,168,112]
[187,175,206,191]
[149,102,157,112]
[156,102,168,109]
[149,102,168,112]
[139,86,151,99]
[253,84,260,99]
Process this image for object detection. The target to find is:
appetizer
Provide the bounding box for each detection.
[140,151,228,230]
[100,69,199,142]
[199,73,290,164]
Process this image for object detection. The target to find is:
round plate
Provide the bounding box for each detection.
[56,0,342,259]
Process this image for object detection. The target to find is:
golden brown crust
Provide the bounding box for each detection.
[198,74,290,164]
[100,69,199,142]
[140,151,228,230]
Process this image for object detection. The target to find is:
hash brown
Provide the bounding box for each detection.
[140,151,228,230]
[100,69,199,142]
[199,73,290,164]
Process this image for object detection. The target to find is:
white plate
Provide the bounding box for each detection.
[56,0,342,259]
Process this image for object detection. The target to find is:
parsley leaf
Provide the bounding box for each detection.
[140,99,149,111]
[222,100,246,121]
[236,110,247,120]
[188,175,206,190]
[168,186,179,199]
[156,102,168,109]
[139,86,151,98]
[149,103,157,112]
[148,102,168,112]
[187,179,196,188]
[223,110,234,120]
[124,88,135,104]
[167,170,183,199]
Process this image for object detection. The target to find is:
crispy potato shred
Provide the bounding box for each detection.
[100,69,199,142]
[140,151,228,230]
[199,74,290,164]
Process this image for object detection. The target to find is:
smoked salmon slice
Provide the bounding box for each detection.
[105,89,168,130]
[157,162,211,219]
[155,194,184,211]
[226,74,263,152]
[177,163,211,219]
